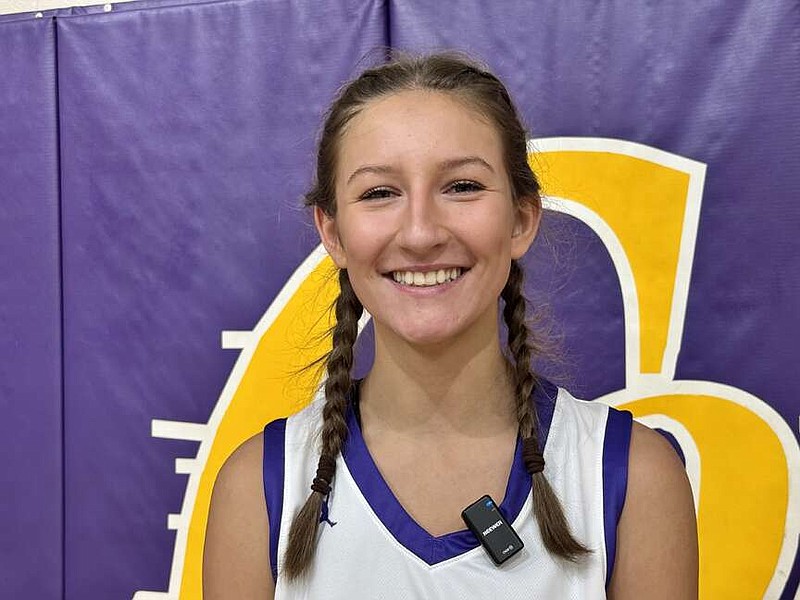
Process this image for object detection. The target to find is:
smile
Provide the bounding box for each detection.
[390,267,464,287]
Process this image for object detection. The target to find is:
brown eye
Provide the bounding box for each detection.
[360,187,396,201]
[447,180,484,194]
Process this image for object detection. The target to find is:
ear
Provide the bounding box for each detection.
[510,196,541,259]
[314,206,347,268]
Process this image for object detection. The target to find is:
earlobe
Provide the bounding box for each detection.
[510,197,541,259]
[314,206,347,268]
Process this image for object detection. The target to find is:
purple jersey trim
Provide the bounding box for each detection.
[341,379,558,565]
[602,407,633,587]
[262,418,287,581]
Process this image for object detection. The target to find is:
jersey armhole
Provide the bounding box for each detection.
[602,407,633,588]
[263,418,287,582]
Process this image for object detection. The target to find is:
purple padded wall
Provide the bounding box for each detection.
[0,16,62,600]
[55,0,386,597]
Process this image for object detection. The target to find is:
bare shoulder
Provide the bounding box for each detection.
[608,421,698,599]
[213,433,265,497]
[203,432,274,600]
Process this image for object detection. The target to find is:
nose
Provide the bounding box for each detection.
[395,189,449,254]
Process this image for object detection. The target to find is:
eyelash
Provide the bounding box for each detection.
[359,187,396,201]
[446,180,485,194]
[359,180,484,201]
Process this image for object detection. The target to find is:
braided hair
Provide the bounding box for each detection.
[503,260,589,559]
[282,269,363,578]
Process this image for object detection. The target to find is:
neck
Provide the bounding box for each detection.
[361,311,516,436]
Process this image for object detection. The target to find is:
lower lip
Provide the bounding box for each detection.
[386,272,467,295]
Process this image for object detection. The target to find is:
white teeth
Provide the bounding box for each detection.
[391,268,463,287]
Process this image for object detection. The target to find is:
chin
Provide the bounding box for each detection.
[385,318,472,349]
[401,331,457,348]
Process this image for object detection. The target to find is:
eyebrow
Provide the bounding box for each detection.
[439,156,495,174]
[346,155,495,185]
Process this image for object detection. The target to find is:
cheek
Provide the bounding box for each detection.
[336,216,391,271]
[460,209,515,253]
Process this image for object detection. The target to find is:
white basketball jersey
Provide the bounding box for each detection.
[262,381,632,599]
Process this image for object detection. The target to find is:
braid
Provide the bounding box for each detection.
[502,260,589,561]
[283,269,363,580]
[503,263,537,440]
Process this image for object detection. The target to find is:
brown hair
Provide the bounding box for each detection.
[284,52,588,580]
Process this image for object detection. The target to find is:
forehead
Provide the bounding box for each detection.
[336,90,504,178]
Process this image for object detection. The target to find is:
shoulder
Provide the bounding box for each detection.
[608,421,698,599]
[203,431,274,599]
[549,386,615,432]
[536,386,626,464]
[210,432,268,518]
[551,386,608,415]
[217,431,266,490]
[625,422,695,523]
[627,422,690,491]
[280,392,326,442]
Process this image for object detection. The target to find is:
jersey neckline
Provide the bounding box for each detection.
[340,379,559,566]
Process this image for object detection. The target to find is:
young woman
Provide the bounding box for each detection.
[203,53,698,599]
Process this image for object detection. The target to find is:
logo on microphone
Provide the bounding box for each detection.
[482,520,503,537]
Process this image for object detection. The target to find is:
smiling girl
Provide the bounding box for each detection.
[203,53,698,599]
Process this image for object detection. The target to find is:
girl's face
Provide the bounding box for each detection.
[315,90,539,348]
